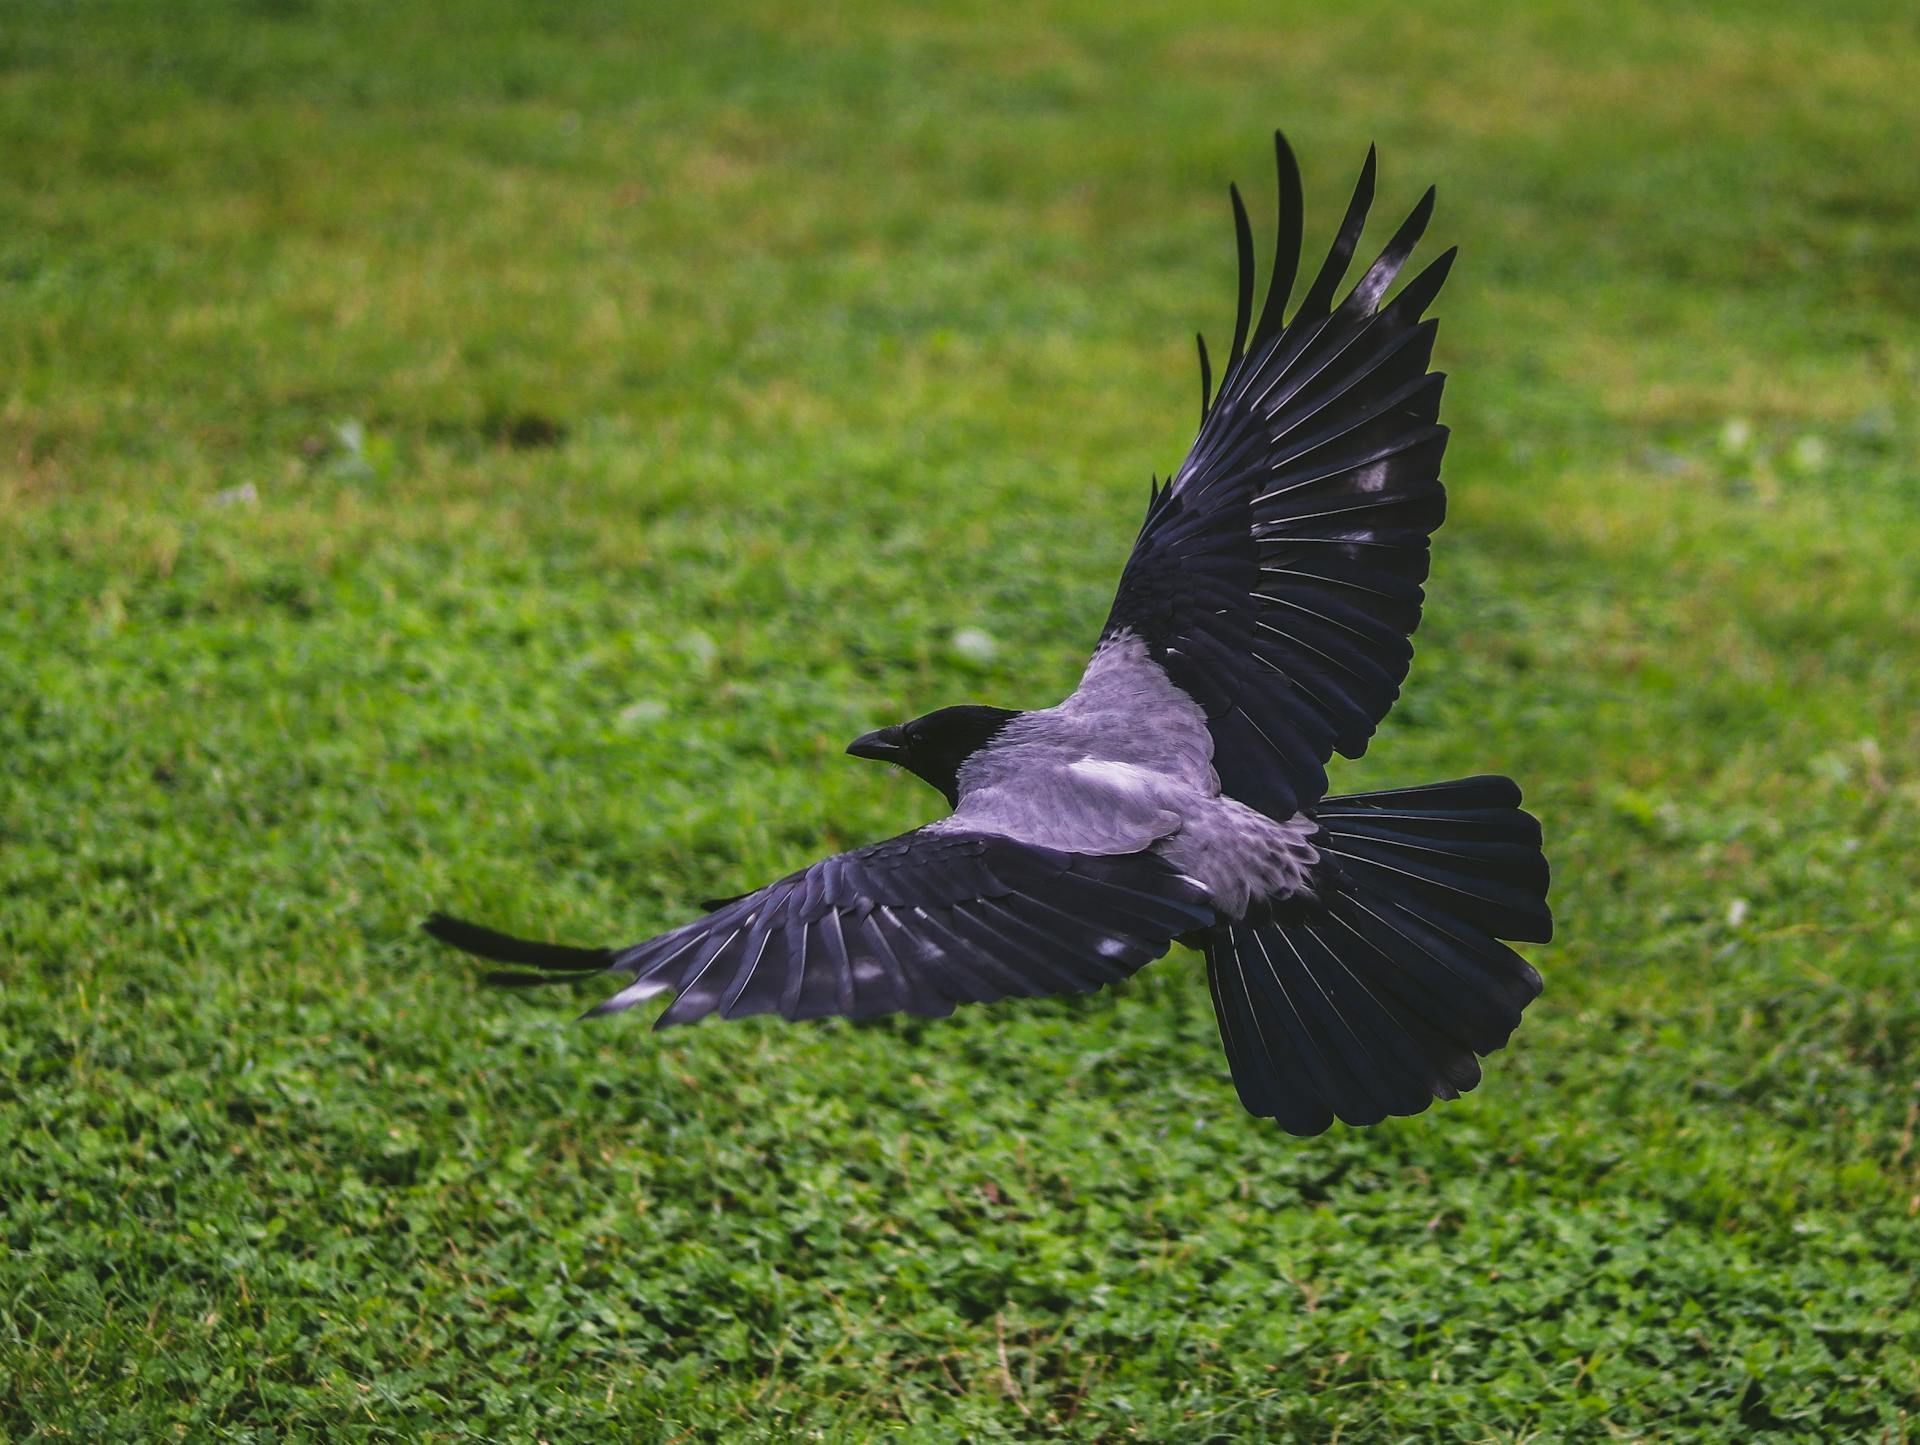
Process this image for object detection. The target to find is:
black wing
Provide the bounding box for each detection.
[426,828,1216,1027]
[1103,134,1454,820]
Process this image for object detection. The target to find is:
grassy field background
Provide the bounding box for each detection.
[3,1,1917,1437]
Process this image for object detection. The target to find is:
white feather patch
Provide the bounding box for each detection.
[1067,756,1164,794]
[599,975,673,1012]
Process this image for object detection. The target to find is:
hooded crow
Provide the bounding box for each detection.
[426,133,1552,1135]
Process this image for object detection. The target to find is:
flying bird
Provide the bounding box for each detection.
[426,133,1552,1135]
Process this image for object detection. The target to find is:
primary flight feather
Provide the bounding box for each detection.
[426,133,1553,1135]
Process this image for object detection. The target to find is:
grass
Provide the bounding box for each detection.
[2,0,1917,1437]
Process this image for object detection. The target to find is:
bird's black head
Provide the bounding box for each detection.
[846,705,1022,806]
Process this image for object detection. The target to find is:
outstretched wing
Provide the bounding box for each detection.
[1103,134,1455,820]
[426,828,1216,1026]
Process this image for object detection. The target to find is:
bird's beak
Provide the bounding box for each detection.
[846,726,909,764]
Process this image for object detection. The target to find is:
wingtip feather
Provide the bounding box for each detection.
[423,911,615,973]
[1226,182,1256,372]
[1254,129,1306,345]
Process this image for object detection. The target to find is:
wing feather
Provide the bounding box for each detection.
[427,828,1217,1026]
[1101,134,1453,818]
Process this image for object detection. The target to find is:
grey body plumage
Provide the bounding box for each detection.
[941,631,1324,917]
[426,133,1554,1135]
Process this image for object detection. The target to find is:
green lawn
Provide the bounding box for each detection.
[3,1,1917,1438]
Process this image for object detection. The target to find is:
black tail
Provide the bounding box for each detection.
[1203,775,1551,1135]
[422,912,615,988]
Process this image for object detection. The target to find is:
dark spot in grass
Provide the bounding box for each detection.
[1737,1376,1790,1431]
[488,410,568,450]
